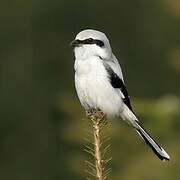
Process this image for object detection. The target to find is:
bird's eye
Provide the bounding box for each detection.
[96,40,104,47]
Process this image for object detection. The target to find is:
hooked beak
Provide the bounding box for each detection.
[70,39,81,47]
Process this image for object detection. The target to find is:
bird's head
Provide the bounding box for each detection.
[71,29,112,60]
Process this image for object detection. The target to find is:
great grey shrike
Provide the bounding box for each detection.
[71,29,170,161]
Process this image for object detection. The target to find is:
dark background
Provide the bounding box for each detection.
[0,0,180,179]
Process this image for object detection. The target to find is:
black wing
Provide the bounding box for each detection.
[104,64,133,111]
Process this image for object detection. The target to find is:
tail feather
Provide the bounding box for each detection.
[136,122,170,161]
[121,105,170,161]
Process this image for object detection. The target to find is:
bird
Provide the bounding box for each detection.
[71,29,170,161]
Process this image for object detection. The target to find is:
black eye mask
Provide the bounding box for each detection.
[71,38,104,47]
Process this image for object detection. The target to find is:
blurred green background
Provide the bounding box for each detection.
[0,0,180,179]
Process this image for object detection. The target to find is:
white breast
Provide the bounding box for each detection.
[74,56,124,116]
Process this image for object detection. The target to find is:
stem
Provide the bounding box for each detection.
[93,119,103,180]
[85,110,111,180]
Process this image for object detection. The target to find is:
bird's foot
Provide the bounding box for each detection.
[86,109,106,120]
[94,110,106,120]
[86,109,95,117]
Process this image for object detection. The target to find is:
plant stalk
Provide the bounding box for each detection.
[93,118,103,180]
[85,110,111,180]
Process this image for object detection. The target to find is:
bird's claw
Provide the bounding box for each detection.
[86,109,106,120]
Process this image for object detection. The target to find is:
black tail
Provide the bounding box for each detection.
[136,122,170,161]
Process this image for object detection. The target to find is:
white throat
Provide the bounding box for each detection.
[74,45,112,61]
